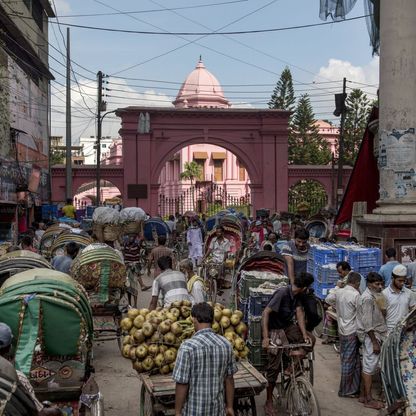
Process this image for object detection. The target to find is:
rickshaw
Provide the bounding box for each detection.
[71,243,126,348]
[0,356,39,416]
[381,308,416,415]
[39,223,72,259]
[50,229,93,258]
[0,250,52,287]
[0,268,102,415]
[202,217,243,302]
[143,218,171,262]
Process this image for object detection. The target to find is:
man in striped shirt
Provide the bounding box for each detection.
[149,256,190,310]
[173,303,237,416]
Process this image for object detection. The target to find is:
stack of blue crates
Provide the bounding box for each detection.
[308,244,382,299]
[41,204,58,220]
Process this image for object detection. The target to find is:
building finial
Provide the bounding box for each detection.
[199,54,202,62]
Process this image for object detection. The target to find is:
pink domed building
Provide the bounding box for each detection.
[159,59,250,203]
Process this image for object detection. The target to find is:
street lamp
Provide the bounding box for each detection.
[96,109,117,206]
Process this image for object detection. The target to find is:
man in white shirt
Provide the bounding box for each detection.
[326,272,362,398]
[383,264,416,333]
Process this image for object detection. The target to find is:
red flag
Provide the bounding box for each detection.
[335,107,379,225]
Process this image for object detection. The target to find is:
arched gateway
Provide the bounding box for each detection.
[116,106,290,215]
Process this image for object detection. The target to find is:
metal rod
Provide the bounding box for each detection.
[96,71,103,206]
[336,77,347,210]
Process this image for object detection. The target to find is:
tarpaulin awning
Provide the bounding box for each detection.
[212,152,226,160]
[193,152,208,159]
[335,107,379,225]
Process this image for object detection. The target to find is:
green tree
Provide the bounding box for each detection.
[50,149,65,165]
[342,89,371,166]
[180,161,202,210]
[288,94,332,165]
[268,66,295,111]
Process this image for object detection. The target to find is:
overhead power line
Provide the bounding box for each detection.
[46,14,368,36]
[53,0,249,17]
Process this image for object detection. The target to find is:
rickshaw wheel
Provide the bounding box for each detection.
[140,384,154,416]
[287,376,320,416]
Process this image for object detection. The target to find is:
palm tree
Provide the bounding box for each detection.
[180,161,202,210]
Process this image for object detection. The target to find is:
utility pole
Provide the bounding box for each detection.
[65,27,72,200]
[96,71,103,206]
[335,77,347,210]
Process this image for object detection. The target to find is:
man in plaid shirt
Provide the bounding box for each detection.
[173,303,238,416]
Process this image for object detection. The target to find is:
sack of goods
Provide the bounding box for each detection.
[120,207,146,234]
[120,301,249,375]
[239,270,288,299]
[71,243,126,293]
[92,207,121,242]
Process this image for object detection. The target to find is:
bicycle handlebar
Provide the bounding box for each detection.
[270,342,312,349]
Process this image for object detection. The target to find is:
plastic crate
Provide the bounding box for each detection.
[314,281,336,300]
[316,264,339,285]
[41,204,58,220]
[343,248,381,270]
[248,315,262,342]
[247,340,268,371]
[309,245,344,265]
[238,298,249,323]
[239,271,285,299]
[248,287,275,316]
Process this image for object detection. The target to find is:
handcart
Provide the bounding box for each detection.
[139,360,267,416]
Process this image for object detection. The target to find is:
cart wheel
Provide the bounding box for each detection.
[234,396,257,416]
[287,376,320,416]
[140,384,154,416]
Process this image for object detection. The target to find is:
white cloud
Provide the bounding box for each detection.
[53,0,71,15]
[50,79,173,141]
[315,57,379,93]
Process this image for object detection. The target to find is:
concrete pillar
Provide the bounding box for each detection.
[374,0,416,215]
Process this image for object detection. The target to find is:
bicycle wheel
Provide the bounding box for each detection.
[312,299,324,339]
[302,354,314,386]
[287,376,320,416]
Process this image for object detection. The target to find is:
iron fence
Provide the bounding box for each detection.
[159,182,251,217]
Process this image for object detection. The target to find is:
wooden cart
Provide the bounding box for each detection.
[139,360,267,416]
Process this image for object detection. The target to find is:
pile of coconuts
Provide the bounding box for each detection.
[119,300,249,375]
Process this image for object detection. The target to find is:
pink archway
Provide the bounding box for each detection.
[116,107,291,215]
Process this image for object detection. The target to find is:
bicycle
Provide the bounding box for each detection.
[272,342,321,416]
[201,259,223,304]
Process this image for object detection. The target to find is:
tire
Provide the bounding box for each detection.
[312,300,325,339]
[287,376,320,416]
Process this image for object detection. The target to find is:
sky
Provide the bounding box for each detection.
[48,0,379,141]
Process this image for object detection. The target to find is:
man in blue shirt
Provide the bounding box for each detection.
[378,248,400,287]
[173,302,237,416]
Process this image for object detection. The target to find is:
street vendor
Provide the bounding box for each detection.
[173,302,237,416]
[261,272,315,416]
[202,225,231,289]
[179,259,206,304]
[187,218,203,267]
[123,234,151,307]
[149,256,190,310]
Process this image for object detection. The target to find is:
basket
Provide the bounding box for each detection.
[122,221,141,235]
[103,224,120,242]
[309,245,344,265]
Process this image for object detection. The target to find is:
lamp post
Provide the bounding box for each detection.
[96,109,117,206]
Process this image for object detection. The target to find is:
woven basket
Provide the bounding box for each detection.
[92,223,105,243]
[122,221,141,235]
[103,224,120,242]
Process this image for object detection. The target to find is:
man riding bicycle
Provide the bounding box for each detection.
[202,225,232,290]
[261,272,315,416]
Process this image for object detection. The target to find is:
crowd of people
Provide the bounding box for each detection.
[3,209,416,416]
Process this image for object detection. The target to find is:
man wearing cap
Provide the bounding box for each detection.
[382,264,416,333]
[0,322,44,412]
